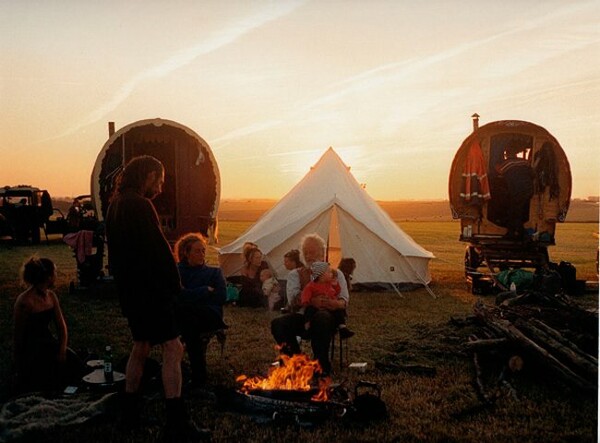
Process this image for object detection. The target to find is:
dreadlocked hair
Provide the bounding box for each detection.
[112,155,164,200]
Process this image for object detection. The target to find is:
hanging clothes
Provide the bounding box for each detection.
[63,230,94,264]
[533,142,560,200]
[460,141,491,205]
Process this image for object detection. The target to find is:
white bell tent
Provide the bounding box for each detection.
[218,148,434,289]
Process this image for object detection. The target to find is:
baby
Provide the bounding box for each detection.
[301,261,354,339]
[260,268,282,311]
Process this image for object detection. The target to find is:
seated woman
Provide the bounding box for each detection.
[238,245,269,307]
[13,256,85,393]
[174,233,228,387]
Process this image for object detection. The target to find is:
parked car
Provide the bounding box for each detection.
[45,208,68,235]
[0,185,54,244]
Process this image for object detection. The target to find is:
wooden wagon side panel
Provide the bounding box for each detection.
[175,135,219,239]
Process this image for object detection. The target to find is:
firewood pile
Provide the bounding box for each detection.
[467,290,598,396]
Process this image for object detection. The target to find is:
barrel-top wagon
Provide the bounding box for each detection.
[91,118,221,243]
[448,115,572,292]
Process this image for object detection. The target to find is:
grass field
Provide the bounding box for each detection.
[0,221,597,442]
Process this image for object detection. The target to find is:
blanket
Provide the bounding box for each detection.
[0,392,116,443]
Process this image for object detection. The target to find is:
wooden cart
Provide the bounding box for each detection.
[91,118,221,243]
[448,115,572,293]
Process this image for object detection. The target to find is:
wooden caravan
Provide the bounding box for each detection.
[91,118,220,243]
[448,115,572,288]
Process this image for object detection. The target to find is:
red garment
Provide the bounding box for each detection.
[461,141,491,203]
[63,230,94,264]
[301,281,341,306]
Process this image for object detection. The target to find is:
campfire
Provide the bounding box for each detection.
[236,352,331,402]
[230,352,387,424]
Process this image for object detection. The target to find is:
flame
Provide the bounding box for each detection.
[236,353,331,401]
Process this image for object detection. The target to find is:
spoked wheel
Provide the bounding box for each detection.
[464,246,482,277]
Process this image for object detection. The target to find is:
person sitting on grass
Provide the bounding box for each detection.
[338,257,357,292]
[260,268,282,311]
[174,233,228,388]
[239,245,269,307]
[13,256,86,393]
[301,261,354,339]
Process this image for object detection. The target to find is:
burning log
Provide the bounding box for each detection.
[236,353,331,402]
[231,353,387,424]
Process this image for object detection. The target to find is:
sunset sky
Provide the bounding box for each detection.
[2,0,599,201]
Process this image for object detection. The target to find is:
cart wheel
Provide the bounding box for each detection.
[464,246,481,276]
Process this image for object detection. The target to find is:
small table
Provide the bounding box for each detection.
[83,368,125,386]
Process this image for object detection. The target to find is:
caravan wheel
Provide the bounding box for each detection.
[464,246,481,277]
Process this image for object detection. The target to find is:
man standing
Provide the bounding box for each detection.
[271,233,349,375]
[106,155,208,440]
[495,142,534,240]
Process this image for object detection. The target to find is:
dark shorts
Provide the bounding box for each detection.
[127,304,179,345]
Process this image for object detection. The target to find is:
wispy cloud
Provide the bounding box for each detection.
[300,1,599,111]
[208,1,599,154]
[211,119,284,148]
[52,1,306,140]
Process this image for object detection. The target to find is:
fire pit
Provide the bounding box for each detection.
[232,353,387,423]
[236,353,331,402]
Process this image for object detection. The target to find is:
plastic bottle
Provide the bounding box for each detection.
[103,345,113,383]
[509,282,517,293]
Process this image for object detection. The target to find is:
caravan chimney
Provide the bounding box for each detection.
[108,121,115,136]
[471,113,480,132]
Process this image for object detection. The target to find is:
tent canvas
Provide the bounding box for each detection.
[218,148,434,287]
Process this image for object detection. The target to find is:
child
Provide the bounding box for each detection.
[338,257,357,292]
[301,261,354,339]
[13,256,85,392]
[260,268,282,311]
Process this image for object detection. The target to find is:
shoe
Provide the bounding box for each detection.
[338,326,355,339]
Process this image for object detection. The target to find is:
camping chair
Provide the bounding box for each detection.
[330,329,350,372]
[199,328,227,357]
[298,328,351,373]
[183,327,227,386]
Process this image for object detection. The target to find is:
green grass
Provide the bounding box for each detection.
[0,222,597,442]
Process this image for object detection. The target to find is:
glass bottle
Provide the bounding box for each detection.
[103,345,113,383]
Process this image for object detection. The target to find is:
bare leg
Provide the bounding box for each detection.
[161,338,184,399]
[125,341,150,393]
